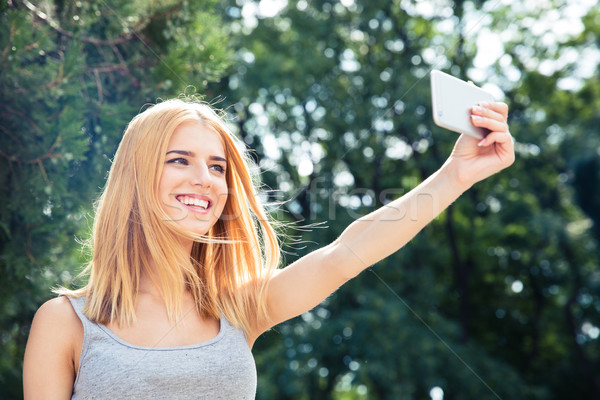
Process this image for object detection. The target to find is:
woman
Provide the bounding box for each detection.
[23,98,514,399]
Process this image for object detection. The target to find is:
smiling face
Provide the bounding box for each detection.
[158,121,229,236]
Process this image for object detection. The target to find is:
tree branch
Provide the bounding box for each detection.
[110,44,141,88]
[0,124,25,150]
[22,0,185,47]
[1,105,43,134]
[36,159,49,184]
[14,64,64,94]
[25,134,62,165]
[22,0,139,46]
[2,21,15,71]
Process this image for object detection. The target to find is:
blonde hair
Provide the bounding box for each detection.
[60,98,280,332]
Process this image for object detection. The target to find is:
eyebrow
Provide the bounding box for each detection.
[166,150,227,163]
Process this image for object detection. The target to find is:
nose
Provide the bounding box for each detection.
[191,162,212,189]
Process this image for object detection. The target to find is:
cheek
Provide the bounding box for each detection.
[157,175,181,214]
[216,181,229,209]
[157,179,169,202]
[158,168,181,195]
[210,180,228,218]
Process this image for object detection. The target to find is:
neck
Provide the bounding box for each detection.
[176,233,194,256]
[139,237,195,296]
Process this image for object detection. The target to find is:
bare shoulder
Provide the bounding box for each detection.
[33,296,82,335]
[28,296,84,357]
[23,296,83,399]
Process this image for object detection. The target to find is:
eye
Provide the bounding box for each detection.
[166,157,188,165]
[210,164,226,174]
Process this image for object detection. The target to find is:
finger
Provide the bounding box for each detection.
[471,105,505,122]
[470,115,508,132]
[478,101,508,119]
[478,129,512,146]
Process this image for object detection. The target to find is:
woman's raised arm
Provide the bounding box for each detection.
[248,102,514,342]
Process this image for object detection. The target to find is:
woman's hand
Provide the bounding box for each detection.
[444,101,515,188]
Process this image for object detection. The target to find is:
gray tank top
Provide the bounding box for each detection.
[67,296,257,399]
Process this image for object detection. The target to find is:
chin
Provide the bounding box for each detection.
[183,222,215,236]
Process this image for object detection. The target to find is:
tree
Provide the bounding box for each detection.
[212,0,600,398]
[0,0,231,397]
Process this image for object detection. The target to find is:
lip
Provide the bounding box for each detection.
[175,194,213,214]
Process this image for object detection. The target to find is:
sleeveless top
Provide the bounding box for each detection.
[67,296,257,399]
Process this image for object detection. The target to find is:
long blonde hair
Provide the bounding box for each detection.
[60,98,280,332]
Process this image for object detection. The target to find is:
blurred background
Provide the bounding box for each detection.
[1,0,599,398]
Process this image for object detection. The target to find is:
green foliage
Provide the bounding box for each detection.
[213,0,600,398]
[0,0,231,397]
[3,0,600,398]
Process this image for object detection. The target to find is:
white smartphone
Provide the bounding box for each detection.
[430,70,496,139]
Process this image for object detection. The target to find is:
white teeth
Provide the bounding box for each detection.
[178,196,209,209]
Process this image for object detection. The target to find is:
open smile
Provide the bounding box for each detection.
[175,194,212,214]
